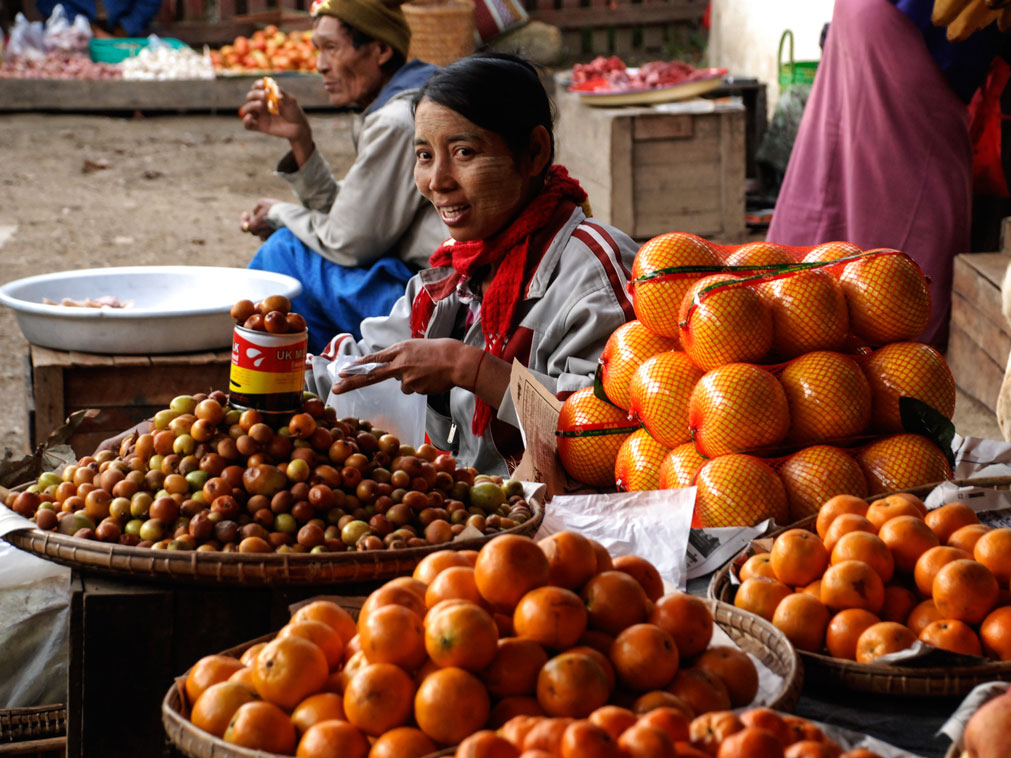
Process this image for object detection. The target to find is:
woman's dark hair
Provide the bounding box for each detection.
[412,53,555,169]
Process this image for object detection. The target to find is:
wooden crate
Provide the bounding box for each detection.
[555,88,747,242]
[27,346,232,458]
[948,251,1011,414]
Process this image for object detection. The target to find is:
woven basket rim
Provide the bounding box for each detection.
[707,476,1011,697]
[0,703,67,742]
[2,496,543,587]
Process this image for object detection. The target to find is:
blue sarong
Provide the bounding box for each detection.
[248,228,415,354]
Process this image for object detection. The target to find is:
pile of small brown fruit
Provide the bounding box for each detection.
[4,391,534,553]
[231,294,306,334]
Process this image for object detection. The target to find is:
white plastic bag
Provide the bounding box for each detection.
[7,12,46,60]
[44,3,91,54]
[323,357,426,447]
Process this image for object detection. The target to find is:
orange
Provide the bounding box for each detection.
[888,492,929,515]
[666,668,731,716]
[240,642,266,667]
[822,513,877,553]
[581,570,650,635]
[855,621,917,663]
[925,502,978,544]
[820,560,885,614]
[424,565,487,610]
[632,690,694,718]
[617,722,678,758]
[523,717,576,753]
[290,692,345,735]
[657,444,707,496]
[865,497,924,531]
[359,584,428,629]
[185,654,245,705]
[678,273,774,370]
[770,529,830,587]
[802,241,863,264]
[609,623,680,692]
[856,433,952,496]
[694,454,790,528]
[918,619,983,657]
[488,696,544,729]
[295,719,369,758]
[415,666,491,745]
[456,730,522,758]
[425,600,499,670]
[907,599,944,636]
[825,609,881,660]
[725,240,795,266]
[877,515,940,574]
[739,553,776,582]
[980,605,1011,660]
[280,620,344,671]
[717,726,788,758]
[614,428,671,492]
[912,546,971,597]
[739,708,793,745]
[830,531,894,583]
[481,637,549,698]
[359,603,427,669]
[562,644,617,691]
[932,559,999,624]
[816,495,869,538]
[973,528,1011,584]
[948,523,991,554]
[223,700,296,754]
[190,681,258,738]
[342,662,415,736]
[688,710,743,755]
[762,268,850,360]
[879,584,918,624]
[779,445,869,522]
[779,351,871,443]
[613,554,665,602]
[337,649,368,693]
[292,599,358,646]
[628,351,705,448]
[803,580,823,598]
[783,715,825,745]
[556,386,636,487]
[536,652,612,718]
[559,720,620,758]
[368,726,437,758]
[688,363,790,458]
[642,594,715,671]
[227,667,257,690]
[590,538,614,572]
[588,705,639,739]
[538,531,599,591]
[475,534,550,612]
[838,251,930,345]
[772,592,831,653]
[637,707,691,744]
[412,549,471,585]
[692,646,760,707]
[734,577,792,622]
[784,740,841,758]
[864,341,956,433]
[599,319,682,411]
[251,636,328,710]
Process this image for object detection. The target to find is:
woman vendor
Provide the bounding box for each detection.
[307,53,638,475]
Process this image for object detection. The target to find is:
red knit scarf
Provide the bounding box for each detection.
[410,164,588,436]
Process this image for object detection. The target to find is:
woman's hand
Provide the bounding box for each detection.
[240,198,279,239]
[238,79,311,143]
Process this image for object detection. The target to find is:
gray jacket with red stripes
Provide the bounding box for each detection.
[307,205,638,476]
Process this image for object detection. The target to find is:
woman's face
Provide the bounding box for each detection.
[414,98,542,242]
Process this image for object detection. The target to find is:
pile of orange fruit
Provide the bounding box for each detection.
[454,706,883,758]
[556,233,956,529]
[179,531,762,756]
[733,491,1011,664]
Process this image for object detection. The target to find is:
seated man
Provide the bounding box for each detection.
[239,0,447,353]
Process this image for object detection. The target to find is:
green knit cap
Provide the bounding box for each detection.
[310,0,412,59]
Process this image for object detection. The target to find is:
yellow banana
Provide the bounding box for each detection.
[947,0,1000,41]
[933,0,974,25]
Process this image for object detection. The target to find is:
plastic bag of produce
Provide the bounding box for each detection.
[43,3,91,55]
[7,12,46,60]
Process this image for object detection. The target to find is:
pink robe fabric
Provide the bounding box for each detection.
[767,0,972,348]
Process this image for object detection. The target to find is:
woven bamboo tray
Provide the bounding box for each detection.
[708,476,1011,697]
[2,497,543,587]
[0,704,66,744]
[403,0,475,67]
[162,597,803,757]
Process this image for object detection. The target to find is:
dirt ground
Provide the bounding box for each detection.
[0,111,1005,458]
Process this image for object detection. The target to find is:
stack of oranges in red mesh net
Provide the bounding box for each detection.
[556,232,957,528]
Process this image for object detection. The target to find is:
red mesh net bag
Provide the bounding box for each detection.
[630,232,722,337]
[694,454,790,528]
[658,442,706,489]
[775,445,869,522]
[723,241,797,266]
[800,240,863,263]
[614,428,670,492]
[556,386,638,488]
[627,351,704,448]
[779,351,872,443]
[678,273,775,370]
[838,250,931,345]
[855,433,953,495]
[863,342,956,433]
[599,320,680,411]
[760,268,849,360]
[688,363,790,458]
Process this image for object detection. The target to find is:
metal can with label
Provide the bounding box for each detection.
[228,325,307,421]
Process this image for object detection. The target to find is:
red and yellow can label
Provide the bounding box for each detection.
[230,327,307,395]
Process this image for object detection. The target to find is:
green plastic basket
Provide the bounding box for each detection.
[777,29,818,87]
[89,37,189,64]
